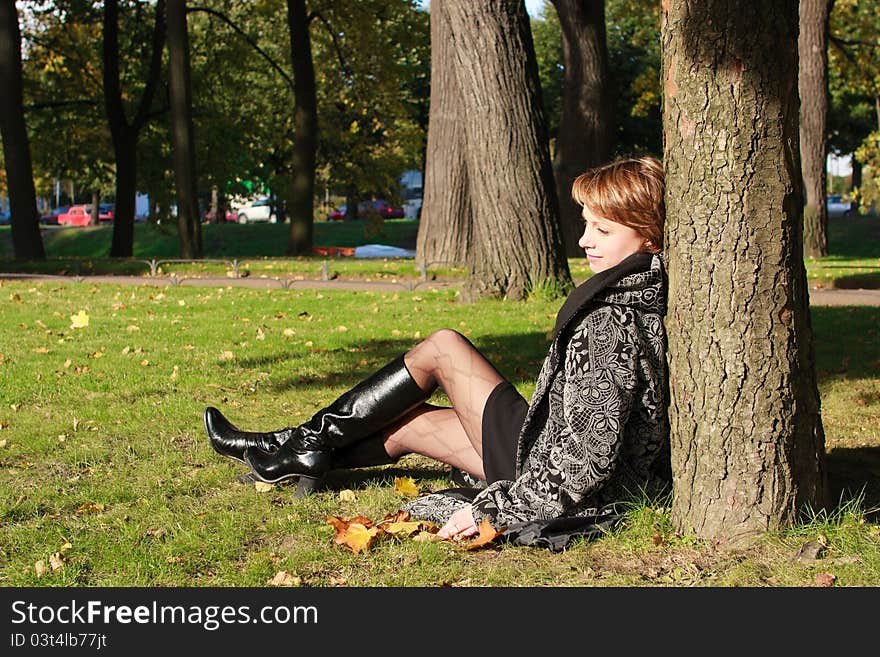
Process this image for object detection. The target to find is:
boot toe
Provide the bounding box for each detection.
[204,406,236,438]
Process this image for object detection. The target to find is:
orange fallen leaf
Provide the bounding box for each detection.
[465,518,505,551]
[393,476,420,498]
[336,523,379,554]
[815,572,836,587]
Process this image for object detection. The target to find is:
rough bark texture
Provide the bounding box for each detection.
[550,0,613,257]
[417,0,473,268]
[285,0,318,256]
[799,0,829,258]
[0,0,45,260]
[104,0,166,258]
[445,0,571,300]
[167,0,202,259]
[662,0,827,547]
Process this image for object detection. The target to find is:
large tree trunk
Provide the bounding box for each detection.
[0,0,45,260]
[417,0,473,267]
[550,0,613,257]
[662,0,827,547]
[285,0,317,256]
[445,0,571,300]
[799,0,830,258]
[103,0,166,257]
[167,0,202,259]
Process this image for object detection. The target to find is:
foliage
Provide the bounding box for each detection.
[531,0,662,159]
[828,0,880,207]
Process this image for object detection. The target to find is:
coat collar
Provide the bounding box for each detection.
[553,252,663,340]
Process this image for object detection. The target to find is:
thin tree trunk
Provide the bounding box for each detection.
[90,190,99,225]
[103,0,166,257]
[550,0,613,257]
[167,0,202,259]
[417,0,473,267]
[850,157,861,212]
[285,0,317,255]
[0,0,45,260]
[445,0,571,300]
[799,0,830,258]
[210,185,218,223]
[662,0,827,547]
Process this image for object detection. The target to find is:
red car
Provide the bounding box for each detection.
[57,204,113,226]
[328,199,405,221]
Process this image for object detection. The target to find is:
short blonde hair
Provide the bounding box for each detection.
[571,156,665,253]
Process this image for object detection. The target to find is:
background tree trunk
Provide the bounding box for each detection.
[0,0,45,260]
[445,0,571,300]
[167,0,202,259]
[285,0,318,256]
[90,190,99,225]
[550,0,613,257]
[417,0,473,268]
[103,0,166,257]
[799,0,830,258]
[662,0,827,547]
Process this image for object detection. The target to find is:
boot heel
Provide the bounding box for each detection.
[295,476,321,497]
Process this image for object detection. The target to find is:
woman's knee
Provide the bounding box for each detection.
[425,328,471,351]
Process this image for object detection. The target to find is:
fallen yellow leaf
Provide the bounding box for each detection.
[335,523,379,554]
[254,482,274,493]
[393,476,420,498]
[338,489,357,502]
[465,518,505,550]
[70,310,89,329]
[34,561,47,577]
[48,553,65,570]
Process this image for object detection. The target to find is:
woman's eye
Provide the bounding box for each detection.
[597,228,609,235]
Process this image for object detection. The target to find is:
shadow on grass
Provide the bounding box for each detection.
[826,446,880,521]
[833,272,880,290]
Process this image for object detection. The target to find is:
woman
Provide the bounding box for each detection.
[204,156,670,542]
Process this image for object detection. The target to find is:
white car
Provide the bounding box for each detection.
[235,197,277,224]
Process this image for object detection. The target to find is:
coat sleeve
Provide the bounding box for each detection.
[470,306,639,527]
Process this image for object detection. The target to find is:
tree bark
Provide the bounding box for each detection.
[445,0,571,300]
[285,0,318,255]
[799,0,830,258]
[662,0,827,547]
[90,190,99,226]
[850,157,861,212]
[104,0,166,257]
[417,0,473,267]
[167,0,202,259]
[0,0,45,260]
[550,0,613,257]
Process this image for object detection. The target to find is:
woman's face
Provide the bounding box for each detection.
[578,205,646,273]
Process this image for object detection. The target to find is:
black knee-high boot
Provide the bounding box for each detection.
[203,407,292,464]
[244,355,430,493]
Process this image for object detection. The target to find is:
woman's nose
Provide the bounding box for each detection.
[578,227,593,249]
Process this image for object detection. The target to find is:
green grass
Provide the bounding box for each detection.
[0,281,877,586]
[2,213,877,289]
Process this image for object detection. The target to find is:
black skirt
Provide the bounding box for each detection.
[481,381,529,483]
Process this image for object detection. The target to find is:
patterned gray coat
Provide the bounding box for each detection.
[404,253,671,529]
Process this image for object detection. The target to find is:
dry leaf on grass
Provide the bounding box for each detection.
[267,571,301,587]
[76,502,105,515]
[815,572,836,587]
[393,476,420,498]
[338,489,357,502]
[254,482,274,493]
[465,518,505,551]
[70,310,89,329]
[49,553,65,570]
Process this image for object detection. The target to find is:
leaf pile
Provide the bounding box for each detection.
[325,511,504,554]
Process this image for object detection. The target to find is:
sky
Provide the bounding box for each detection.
[418,1,548,18]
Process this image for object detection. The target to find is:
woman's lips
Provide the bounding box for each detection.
[587,253,601,260]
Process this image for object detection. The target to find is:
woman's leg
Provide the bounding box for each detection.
[383,329,507,479]
[382,405,486,480]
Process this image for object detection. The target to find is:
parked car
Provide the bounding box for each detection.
[203,208,238,223]
[234,197,276,224]
[98,203,114,222]
[57,205,91,226]
[826,194,851,216]
[328,199,405,221]
[40,205,69,225]
[0,211,9,225]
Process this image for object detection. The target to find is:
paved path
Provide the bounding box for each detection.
[1,272,879,305]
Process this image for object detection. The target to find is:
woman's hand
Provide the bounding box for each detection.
[438,505,478,539]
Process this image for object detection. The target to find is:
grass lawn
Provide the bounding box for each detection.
[0,281,877,586]
[1,213,877,289]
